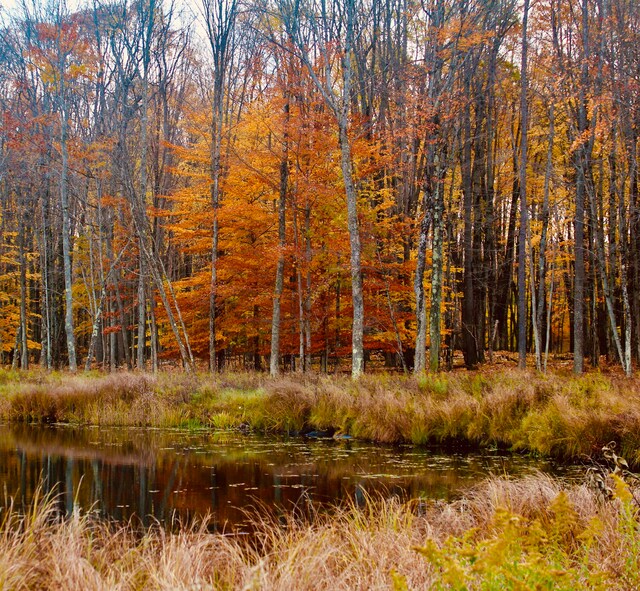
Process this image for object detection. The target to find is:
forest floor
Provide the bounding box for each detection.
[1,364,640,465]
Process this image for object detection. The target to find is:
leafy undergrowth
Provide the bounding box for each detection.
[2,369,640,465]
[0,473,638,590]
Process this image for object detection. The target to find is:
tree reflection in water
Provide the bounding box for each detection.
[0,424,581,531]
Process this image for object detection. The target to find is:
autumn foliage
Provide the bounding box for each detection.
[1,0,639,375]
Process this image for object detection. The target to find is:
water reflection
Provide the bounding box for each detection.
[0,424,582,530]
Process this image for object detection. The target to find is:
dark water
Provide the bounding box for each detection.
[0,423,582,531]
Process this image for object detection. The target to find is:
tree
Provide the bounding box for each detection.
[202,0,239,372]
[277,0,366,378]
[517,0,530,368]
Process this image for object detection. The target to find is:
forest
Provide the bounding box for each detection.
[1,0,639,378]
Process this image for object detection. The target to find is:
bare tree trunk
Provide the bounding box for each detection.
[209,195,219,371]
[280,0,364,377]
[209,107,221,372]
[573,0,591,375]
[462,93,478,369]
[11,327,20,371]
[339,1,364,378]
[59,84,77,372]
[150,294,158,373]
[413,203,430,373]
[304,204,312,370]
[18,197,28,370]
[133,219,194,371]
[544,257,556,372]
[588,185,627,373]
[528,230,541,370]
[136,0,155,372]
[137,254,146,370]
[338,116,365,378]
[535,104,554,369]
[203,0,238,373]
[517,0,530,369]
[293,199,306,371]
[84,240,129,371]
[619,148,633,376]
[38,194,52,370]
[270,96,289,376]
[429,156,445,372]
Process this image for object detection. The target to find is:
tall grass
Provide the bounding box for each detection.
[3,369,640,465]
[0,474,637,589]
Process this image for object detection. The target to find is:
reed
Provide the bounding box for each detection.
[0,473,637,590]
[3,368,640,465]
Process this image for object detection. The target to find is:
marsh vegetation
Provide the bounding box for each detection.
[0,473,639,590]
[1,369,640,588]
[2,369,640,465]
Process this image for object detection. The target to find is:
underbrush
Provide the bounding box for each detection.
[2,369,640,465]
[0,473,638,590]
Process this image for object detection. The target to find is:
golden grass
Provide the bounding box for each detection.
[0,474,637,590]
[3,368,640,465]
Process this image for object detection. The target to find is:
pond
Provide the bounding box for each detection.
[0,424,583,531]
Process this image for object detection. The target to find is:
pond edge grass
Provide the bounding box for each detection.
[0,473,638,589]
[2,368,640,465]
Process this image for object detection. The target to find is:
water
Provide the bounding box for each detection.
[0,423,582,531]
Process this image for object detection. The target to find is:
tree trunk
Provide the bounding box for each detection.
[413,199,431,373]
[293,198,306,371]
[18,198,29,370]
[137,253,146,370]
[517,0,530,369]
[535,104,554,370]
[573,0,591,375]
[304,204,312,370]
[150,290,158,373]
[270,97,289,376]
[429,155,445,372]
[203,0,239,372]
[462,94,478,369]
[59,86,77,372]
[339,118,365,378]
[209,101,222,372]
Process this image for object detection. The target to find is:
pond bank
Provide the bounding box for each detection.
[1,473,637,590]
[1,369,640,466]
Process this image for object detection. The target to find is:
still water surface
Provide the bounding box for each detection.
[0,424,582,530]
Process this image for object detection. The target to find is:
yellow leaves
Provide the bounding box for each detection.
[411,495,598,590]
[612,473,633,506]
[568,129,593,155]
[0,256,19,267]
[389,568,409,591]
[38,67,58,87]
[68,63,88,79]
[26,339,42,351]
[548,491,579,549]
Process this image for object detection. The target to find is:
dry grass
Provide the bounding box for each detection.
[0,474,637,590]
[3,368,640,465]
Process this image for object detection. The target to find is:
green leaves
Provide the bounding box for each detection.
[411,491,616,590]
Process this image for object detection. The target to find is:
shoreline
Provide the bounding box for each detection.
[1,368,639,466]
